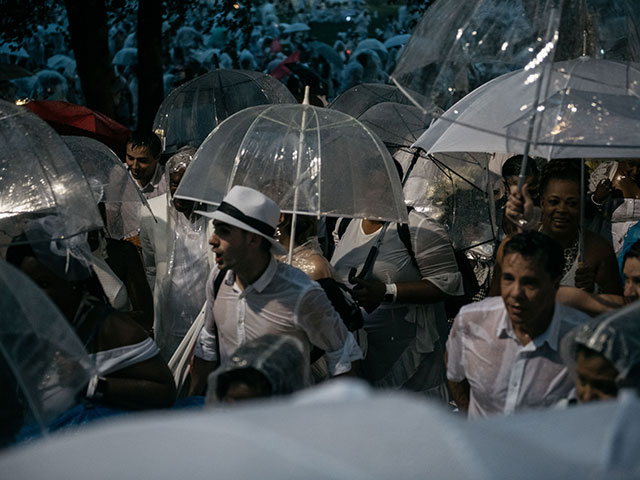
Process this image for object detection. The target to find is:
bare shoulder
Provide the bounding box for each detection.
[98,311,149,351]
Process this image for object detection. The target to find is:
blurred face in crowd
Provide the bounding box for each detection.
[575,349,619,403]
[541,178,580,239]
[126,143,159,187]
[623,256,640,302]
[169,167,194,214]
[501,252,559,339]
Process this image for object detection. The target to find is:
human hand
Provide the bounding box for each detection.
[575,263,596,293]
[505,183,534,228]
[351,277,385,309]
[592,179,614,205]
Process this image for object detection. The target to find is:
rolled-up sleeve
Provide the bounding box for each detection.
[297,287,362,375]
[446,312,466,382]
[412,214,464,297]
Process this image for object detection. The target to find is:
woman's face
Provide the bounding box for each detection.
[575,350,619,403]
[541,178,580,238]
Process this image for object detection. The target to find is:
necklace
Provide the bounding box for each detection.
[562,238,579,279]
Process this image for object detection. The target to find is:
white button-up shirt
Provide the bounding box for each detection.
[195,257,362,376]
[446,296,589,418]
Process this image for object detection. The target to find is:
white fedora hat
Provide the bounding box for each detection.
[195,186,287,255]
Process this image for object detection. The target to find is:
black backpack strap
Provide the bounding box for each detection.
[211,268,229,362]
[337,217,352,240]
[396,207,419,271]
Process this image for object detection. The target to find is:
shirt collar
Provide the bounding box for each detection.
[497,300,561,351]
[245,255,278,294]
[132,164,163,192]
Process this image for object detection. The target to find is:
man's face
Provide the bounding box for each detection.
[501,252,558,331]
[540,179,580,237]
[209,220,250,270]
[623,256,640,302]
[169,168,194,214]
[125,144,159,187]
[575,350,618,403]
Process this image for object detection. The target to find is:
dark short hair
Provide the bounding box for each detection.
[624,239,640,265]
[503,231,564,280]
[502,155,540,179]
[127,130,162,158]
[539,158,583,197]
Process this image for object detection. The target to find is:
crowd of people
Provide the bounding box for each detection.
[1,1,640,463]
[0,0,423,127]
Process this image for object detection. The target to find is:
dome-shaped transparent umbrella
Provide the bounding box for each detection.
[174,101,408,264]
[61,136,153,239]
[0,259,96,446]
[0,100,103,250]
[329,83,428,119]
[153,69,297,155]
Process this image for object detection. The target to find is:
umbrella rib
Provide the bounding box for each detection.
[428,154,485,193]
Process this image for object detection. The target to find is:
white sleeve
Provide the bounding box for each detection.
[138,211,156,291]
[297,287,362,376]
[411,213,464,296]
[194,267,220,362]
[446,312,467,382]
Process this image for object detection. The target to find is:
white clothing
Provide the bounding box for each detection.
[119,164,168,239]
[91,248,131,311]
[140,193,209,361]
[330,212,462,396]
[195,257,362,377]
[90,337,159,376]
[447,297,590,419]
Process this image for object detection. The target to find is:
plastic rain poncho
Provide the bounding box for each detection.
[205,334,308,404]
[562,300,640,385]
[140,149,210,361]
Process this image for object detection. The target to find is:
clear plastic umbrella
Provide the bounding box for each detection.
[0,100,103,249]
[384,34,411,49]
[112,47,138,67]
[153,69,297,154]
[174,102,408,262]
[354,39,389,64]
[414,57,640,160]
[390,0,566,112]
[61,136,152,239]
[0,259,96,444]
[329,83,428,119]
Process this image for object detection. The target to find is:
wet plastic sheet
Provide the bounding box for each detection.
[0,259,95,442]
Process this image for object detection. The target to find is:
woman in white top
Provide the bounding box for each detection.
[330,210,463,399]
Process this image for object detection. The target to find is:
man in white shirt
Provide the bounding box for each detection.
[189,186,362,395]
[447,231,590,418]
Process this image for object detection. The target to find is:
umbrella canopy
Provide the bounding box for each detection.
[0,100,103,248]
[354,38,388,64]
[46,54,76,78]
[415,57,640,160]
[384,34,411,49]
[392,0,640,113]
[61,136,151,239]
[112,47,137,67]
[309,41,344,73]
[1,382,638,478]
[23,100,130,159]
[0,259,96,444]
[358,102,439,149]
[153,69,297,154]
[283,22,310,34]
[329,83,427,119]
[174,104,408,224]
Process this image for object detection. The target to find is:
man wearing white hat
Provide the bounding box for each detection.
[190,186,362,394]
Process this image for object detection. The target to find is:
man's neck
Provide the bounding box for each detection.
[235,251,271,290]
[511,303,555,346]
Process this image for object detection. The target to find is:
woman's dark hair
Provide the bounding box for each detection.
[279,213,318,247]
[216,367,273,401]
[624,239,640,265]
[539,158,584,197]
[501,155,540,179]
[503,231,564,280]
